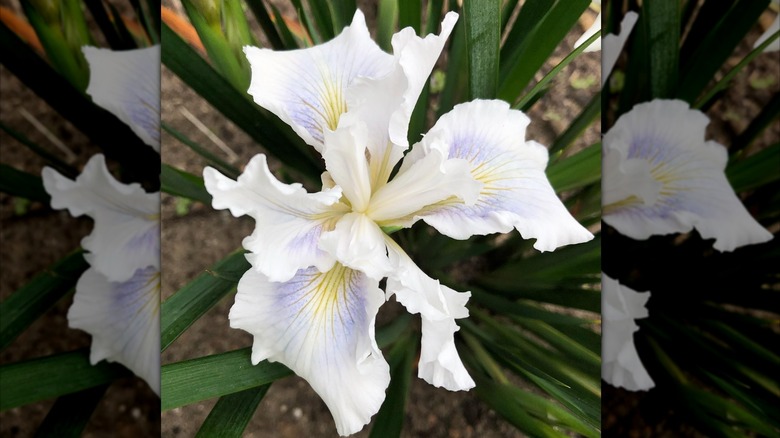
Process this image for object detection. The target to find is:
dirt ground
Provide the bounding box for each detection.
[158,2,601,438]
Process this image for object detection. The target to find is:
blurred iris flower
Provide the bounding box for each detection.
[204,10,593,435]
[601,273,654,391]
[602,99,772,252]
[41,45,161,395]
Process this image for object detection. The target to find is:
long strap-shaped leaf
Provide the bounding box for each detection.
[0,250,88,351]
[160,164,212,205]
[0,164,50,204]
[195,384,270,438]
[161,249,249,351]
[0,349,129,409]
[161,22,322,183]
[34,384,111,437]
[162,314,413,411]
[498,0,589,101]
[464,0,500,100]
[368,335,417,438]
[161,348,292,410]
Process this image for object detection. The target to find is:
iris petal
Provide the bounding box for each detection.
[204,154,348,282]
[245,10,395,152]
[230,264,389,436]
[602,99,773,251]
[395,100,593,252]
[68,266,160,395]
[42,154,159,282]
[602,274,654,391]
[82,46,160,152]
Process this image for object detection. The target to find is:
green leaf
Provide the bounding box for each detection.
[478,236,601,312]
[470,289,593,326]
[291,0,322,45]
[161,348,292,410]
[195,385,270,438]
[369,336,417,438]
[0,250,88,351]
[376,0,398,51]
[328,0,356,34]
[21,0,89,92]
[181,0,248,92]
[498,0,589,101]
[161,250,249,351]
[676,0,769,103]
[244,0,285,49]
[547,143,601,192]
[303,0,334,41]
[514,30,601,110]
[734,93,780,151]
[268,3,302,48]
[549,91,601,156]
[436,16,468,118]
[464,0,500,99]
[472,376,563,438]
[398,0,422,35]
[694,30,780,109]
[161,22,322,182]
[644,0,679,99]
[501,0,520,31]
[0,349,129,410]
[424,0,445,35]
[161,164,212,205]
[726,143,780,193]
[34,384,110,437]
[0,121,78,179]
[0,164,51,204]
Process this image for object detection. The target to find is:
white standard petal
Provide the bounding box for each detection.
[367,146,481,224]
[319,212,392,280]
[244,10,395,152]
[401,100,593,252]
[229,265,389,436]
[203,154,348,282]
[574,12,602,52]
[68,266,161,395]
[602,11,638,86]
[602,99,773,252]
[343,12,459,186]
[321,120,373,212]
[41,154,159,282]
[385,238,475,391]
[346,12,458,189]
[82,46,160,152]
[601,274,654,391]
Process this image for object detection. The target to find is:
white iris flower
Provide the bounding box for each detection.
[601,273,654,391]
[41,45,161,395]
[204,10,593,436]
[42,155,160,395]
[602,99,773,252]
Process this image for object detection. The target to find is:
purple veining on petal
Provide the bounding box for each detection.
[627,134,677,164]
[126,222,161,265]
[112,265,159,309]
[272,266,368,344]
[127,94,160,145]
